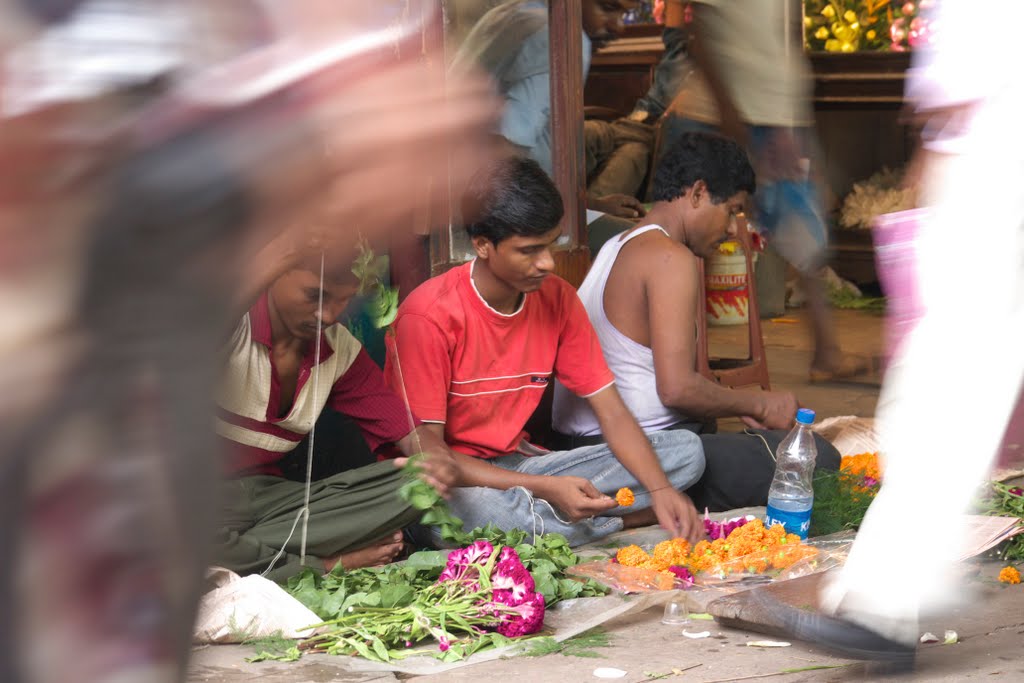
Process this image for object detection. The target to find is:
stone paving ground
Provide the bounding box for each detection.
[188,309,1024,682]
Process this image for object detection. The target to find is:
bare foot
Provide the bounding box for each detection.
[323,531,404,572]
[809,353,873,383]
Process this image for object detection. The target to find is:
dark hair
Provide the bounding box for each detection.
[463,155,564,245]
[653,131,756,204]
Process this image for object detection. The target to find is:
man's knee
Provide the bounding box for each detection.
[649,429,706,486]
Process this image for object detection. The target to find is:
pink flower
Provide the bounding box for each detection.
[493,591,545,638]
[1010,487,1023,496]
[438,636,450,652]
[863,476,879,488]
[668,565,694,587]
[491,558,535,604]
[438,540,496,584]
[465,540,496,565]
[704,513,751,540]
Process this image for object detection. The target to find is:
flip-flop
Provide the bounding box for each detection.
[808,354,873,384]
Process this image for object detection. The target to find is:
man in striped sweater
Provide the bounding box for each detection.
[215,251,459,581]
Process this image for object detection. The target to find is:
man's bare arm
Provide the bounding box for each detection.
[647,246,797,429]
[587,385,701,541]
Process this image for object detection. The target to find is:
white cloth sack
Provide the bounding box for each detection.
[193,567,320,644]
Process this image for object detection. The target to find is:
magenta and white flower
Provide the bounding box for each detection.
[492,590,546,638]
[434,540,546,643]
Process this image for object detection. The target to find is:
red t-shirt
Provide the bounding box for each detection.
[385,261,615,457]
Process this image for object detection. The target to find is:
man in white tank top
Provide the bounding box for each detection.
[553,132,840,511]
[554,132,797,435]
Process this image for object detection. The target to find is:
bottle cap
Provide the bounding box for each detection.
[796,408,816,425]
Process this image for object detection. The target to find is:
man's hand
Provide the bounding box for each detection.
[651,488,702,543]
[392,448,459,499]
[536,476,617,522]
[590,193,646,219]
[741,390,798,431]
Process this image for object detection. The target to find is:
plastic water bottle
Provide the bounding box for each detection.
[764,408,817,539]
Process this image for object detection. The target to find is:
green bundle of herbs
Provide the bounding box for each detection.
[978,482,1024,561]
[809,468,880,537]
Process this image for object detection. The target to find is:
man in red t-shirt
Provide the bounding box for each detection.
[386,156,705,546]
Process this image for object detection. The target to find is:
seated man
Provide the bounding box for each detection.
[452,0,651,219]
[215,248,458,581]
[552,132,840,511]
[385,156,705,547]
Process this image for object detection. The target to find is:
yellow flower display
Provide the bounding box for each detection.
[804,0,916,53]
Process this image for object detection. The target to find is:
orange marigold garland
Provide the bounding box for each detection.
[612,519,816,586]
[840,452,883,490]
[615,487,635,507]
[998,566,1021,584]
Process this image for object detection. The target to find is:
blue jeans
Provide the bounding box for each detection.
[427,429,705,547]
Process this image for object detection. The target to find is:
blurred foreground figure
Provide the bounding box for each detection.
[0,1,496,681]
[766,0,1024,668]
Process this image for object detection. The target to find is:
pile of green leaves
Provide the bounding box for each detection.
[809,469,879,537]
[257,459,608,664]
[285,551,515,663]
[398,455,608,605]
[977,482,1024,561]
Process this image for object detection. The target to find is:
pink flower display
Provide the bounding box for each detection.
[704,513,752,540]
[434,541,546,644]
[491,556,536,603]
[438,540,496,584]
[492,590,546,638]
[668,565,694,587]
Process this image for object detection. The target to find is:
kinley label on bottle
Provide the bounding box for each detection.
[764,506,811,539]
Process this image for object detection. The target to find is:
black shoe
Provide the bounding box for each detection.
[753,593,916,669]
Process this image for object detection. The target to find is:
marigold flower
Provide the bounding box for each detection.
[998,566,1021,585]
[841,452,883,481]
[653,538,690,567]
[616,544,651,567]
[615,487,635,507]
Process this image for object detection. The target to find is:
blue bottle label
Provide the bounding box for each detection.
[764,505,811,539]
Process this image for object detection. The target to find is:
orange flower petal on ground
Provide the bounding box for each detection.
[615,487,635,507]
[998,566,1021,584]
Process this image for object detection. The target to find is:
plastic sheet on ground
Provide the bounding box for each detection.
[294,591,676,675]
[565,530,856,613]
